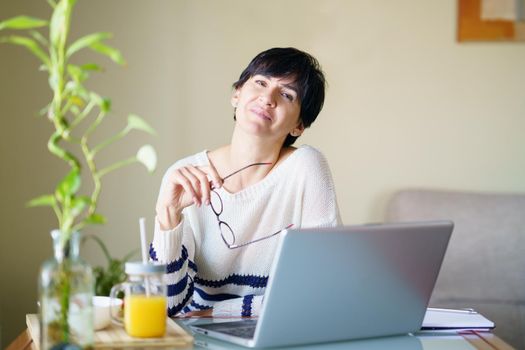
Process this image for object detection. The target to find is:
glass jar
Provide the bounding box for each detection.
[39,230,94,350]
[110,262,167,338]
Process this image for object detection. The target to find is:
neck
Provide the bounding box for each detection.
[214,126,286,190]
[229,126,284,168]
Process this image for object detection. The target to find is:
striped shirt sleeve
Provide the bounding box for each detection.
[151,215,197,316]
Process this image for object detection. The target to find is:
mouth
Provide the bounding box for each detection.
[250,107,272,122]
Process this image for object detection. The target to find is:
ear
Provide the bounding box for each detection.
[290,121,305,137]
[231,89,240,108]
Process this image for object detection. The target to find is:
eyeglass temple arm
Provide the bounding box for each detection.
[221,162,272,182]
[228,223,295,249]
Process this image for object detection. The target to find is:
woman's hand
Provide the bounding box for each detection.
[156,164,222,230]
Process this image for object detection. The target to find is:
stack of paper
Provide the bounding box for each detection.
[421,308,495,331]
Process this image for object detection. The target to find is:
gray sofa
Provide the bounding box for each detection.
[385,189,525,349]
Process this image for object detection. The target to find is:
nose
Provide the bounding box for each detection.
[259,89,276,107]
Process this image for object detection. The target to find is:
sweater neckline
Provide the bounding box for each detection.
[201,145,308,199]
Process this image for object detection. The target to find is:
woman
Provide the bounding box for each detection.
[150,47,341,317]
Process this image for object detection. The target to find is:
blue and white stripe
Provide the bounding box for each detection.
[150,245,268,316]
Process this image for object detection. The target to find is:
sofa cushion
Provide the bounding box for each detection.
[385,189,525,348]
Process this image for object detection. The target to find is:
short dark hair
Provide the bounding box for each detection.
[233,47,326,147]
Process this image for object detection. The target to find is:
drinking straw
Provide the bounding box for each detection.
[139,217,151,296]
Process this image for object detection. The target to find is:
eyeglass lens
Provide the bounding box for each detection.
[210,190,223,216]
[219,221,235,246]
[208,162,290,249]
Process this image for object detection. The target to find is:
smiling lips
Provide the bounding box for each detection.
[250,106,272,122]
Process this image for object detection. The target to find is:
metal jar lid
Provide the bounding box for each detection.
[125,261,166,275]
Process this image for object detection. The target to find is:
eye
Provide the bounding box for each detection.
[281,92,294,102]
[254,79,267,87]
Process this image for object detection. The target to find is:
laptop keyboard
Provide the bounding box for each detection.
[197,319,257,339]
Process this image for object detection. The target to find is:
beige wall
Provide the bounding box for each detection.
[1,0,524,345]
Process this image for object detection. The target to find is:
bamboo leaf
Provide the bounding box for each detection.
[80,63,102,72]
[29,30,48,46]
[70,195,90,216]
[85,213,107,225]
[89,41,125,65]
[56,167,81,201]
[27,194,56,207]
[67,64,88,83]
[0,35,50,67]
[100,98,111,113]
[70,96,84,107]
[64,80,89,101]
[39,103,51,117]
[66,32,112,58]
[0,16,48,31]
[126,114,156,135]
[89,92,111,112]
[49,0,67,46]
[136,144,157,173]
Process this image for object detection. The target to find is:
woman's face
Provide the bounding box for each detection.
[231,74,304,144]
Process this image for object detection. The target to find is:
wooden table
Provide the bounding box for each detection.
[7,314,192,350]
[7,316,516,350]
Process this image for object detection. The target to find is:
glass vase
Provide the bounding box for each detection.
[39,230,94,350]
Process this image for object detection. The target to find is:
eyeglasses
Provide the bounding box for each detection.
[210,162,294,249]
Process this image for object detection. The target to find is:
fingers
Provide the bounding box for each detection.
[200,163,223,189]
[177,167,202,206]
[165,164,221,208]
[156,163,219,229]
[186,165,212,206]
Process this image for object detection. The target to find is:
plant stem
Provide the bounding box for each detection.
[58,260,71,343]
[84,107,106,138]
[52,201,63,229]
[70,99,95,129]
[60,97,73,118]
[97,157,136,178]
[48,1,77,344]
[91,127,128,155]
[80,135,100,217]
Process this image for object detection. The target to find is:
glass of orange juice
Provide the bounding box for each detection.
[110,262,167,337]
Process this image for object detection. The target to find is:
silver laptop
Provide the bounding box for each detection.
[190,221,453,348]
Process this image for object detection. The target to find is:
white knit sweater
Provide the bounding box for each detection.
[150,145,341,317]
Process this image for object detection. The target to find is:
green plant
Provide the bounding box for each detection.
[0,0,157,346]
[0,0,156,239]
[83,234,137,296]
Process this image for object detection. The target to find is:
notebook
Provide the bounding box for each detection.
[190,221,453,348]
[422,308,495,331]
